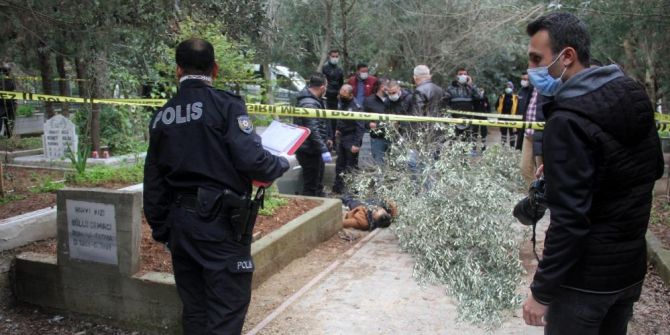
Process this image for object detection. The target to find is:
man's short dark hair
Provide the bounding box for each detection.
[591,58,603,67]
[328,49,339,55]
[175,38,216,75]
[371,77,388,94]
[372,212,393,229]
[308,73,327,88]
[527,12,591,66]
[356,63,368,70]
[457,68,468,74]
[522,71,528,75]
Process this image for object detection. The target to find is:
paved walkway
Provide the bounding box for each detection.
[250,229,545,335]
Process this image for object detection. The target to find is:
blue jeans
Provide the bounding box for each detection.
[370,137,389,165]
[544,283,642,335]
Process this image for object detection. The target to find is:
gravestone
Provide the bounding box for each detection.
[57,188,141,276]
[43,114,78,160]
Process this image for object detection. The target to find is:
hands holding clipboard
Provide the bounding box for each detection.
[253,121,310,187]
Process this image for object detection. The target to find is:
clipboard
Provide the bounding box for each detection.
[259,120,311,155]
[253,121,311,187]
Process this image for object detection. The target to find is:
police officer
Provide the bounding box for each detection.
[144,38,289,334]
[332,84,365,194]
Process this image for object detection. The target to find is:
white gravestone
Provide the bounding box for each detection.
[43,114,78,160]
[66,199,118,265]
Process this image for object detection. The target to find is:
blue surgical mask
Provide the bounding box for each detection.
[527,49,567,96]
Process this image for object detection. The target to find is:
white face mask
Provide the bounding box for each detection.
[359,72,369,80]
[388,93,400,101]
[457,75,468,84]
[329,57,339,65]
[520,80,529,88]
[505,87,513,94]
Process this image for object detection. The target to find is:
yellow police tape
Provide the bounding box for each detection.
[446,110,522,120]
[1,90,669,132]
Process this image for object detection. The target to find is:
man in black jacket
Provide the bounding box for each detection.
[321,49,344,110]
[322,49,344,147]
[144,38,290,334]
[332,84,365,194]
[364,78,390,164]
[444,67,481,141]
[522,13,664,334]
[293,73,332,196]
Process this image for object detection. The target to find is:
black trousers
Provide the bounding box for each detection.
[169,205,254,335]
[333,138,359,194]
[296,151,325,196]
[544,283,642,335]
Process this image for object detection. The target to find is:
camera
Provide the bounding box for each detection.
[513,178,547,226]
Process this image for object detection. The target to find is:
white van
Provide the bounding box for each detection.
[241,64,306,105]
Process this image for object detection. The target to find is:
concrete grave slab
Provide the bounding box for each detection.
[13,189,342,334]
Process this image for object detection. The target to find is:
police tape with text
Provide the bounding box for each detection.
[2,90,669,132]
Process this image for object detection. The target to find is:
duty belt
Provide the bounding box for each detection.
[174,193,199,210]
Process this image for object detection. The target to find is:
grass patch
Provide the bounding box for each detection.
[651,196,670,228]
[30,178,65,194]
[66,163,144,186]
[258,186,288,216]
[0,194,27,205]
[0,137,43,151]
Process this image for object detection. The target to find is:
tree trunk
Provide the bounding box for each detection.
[75,57,95,154]
[56,55,70,116]
[340,0,356,74]
[0,162,5,197]
[622,38,640,82]
[89,56,107,154]
[37,43,55,118]
[316,0,334,72]
[264,64,274,105]
[74,57,88,99]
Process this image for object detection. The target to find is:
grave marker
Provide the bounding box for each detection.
[42,114,78,160]
[66,200,118,265]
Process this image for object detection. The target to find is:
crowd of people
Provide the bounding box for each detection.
[292,50,546,197]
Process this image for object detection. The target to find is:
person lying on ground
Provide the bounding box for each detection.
[341,194,398,230]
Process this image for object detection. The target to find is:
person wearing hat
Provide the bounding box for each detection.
[340,195,398,231]
[495,81,519,146]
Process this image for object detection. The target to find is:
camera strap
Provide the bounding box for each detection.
[531,223,541,262]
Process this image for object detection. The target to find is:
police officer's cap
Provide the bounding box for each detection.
[176,38,215,75]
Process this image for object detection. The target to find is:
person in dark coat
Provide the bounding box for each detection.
[363,78,390,164]
[322,49,344,146]
[386,80,413,137]
[522,13,665,334]
[444,68,481,141]
[321,49,344,110]
[143,38,290,334]
[410,65,445,117]
[332,84,365,194]
[0,65,17,137]
[293,73,332,197]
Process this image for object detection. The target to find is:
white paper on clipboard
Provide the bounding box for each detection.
[260,120,310,155]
